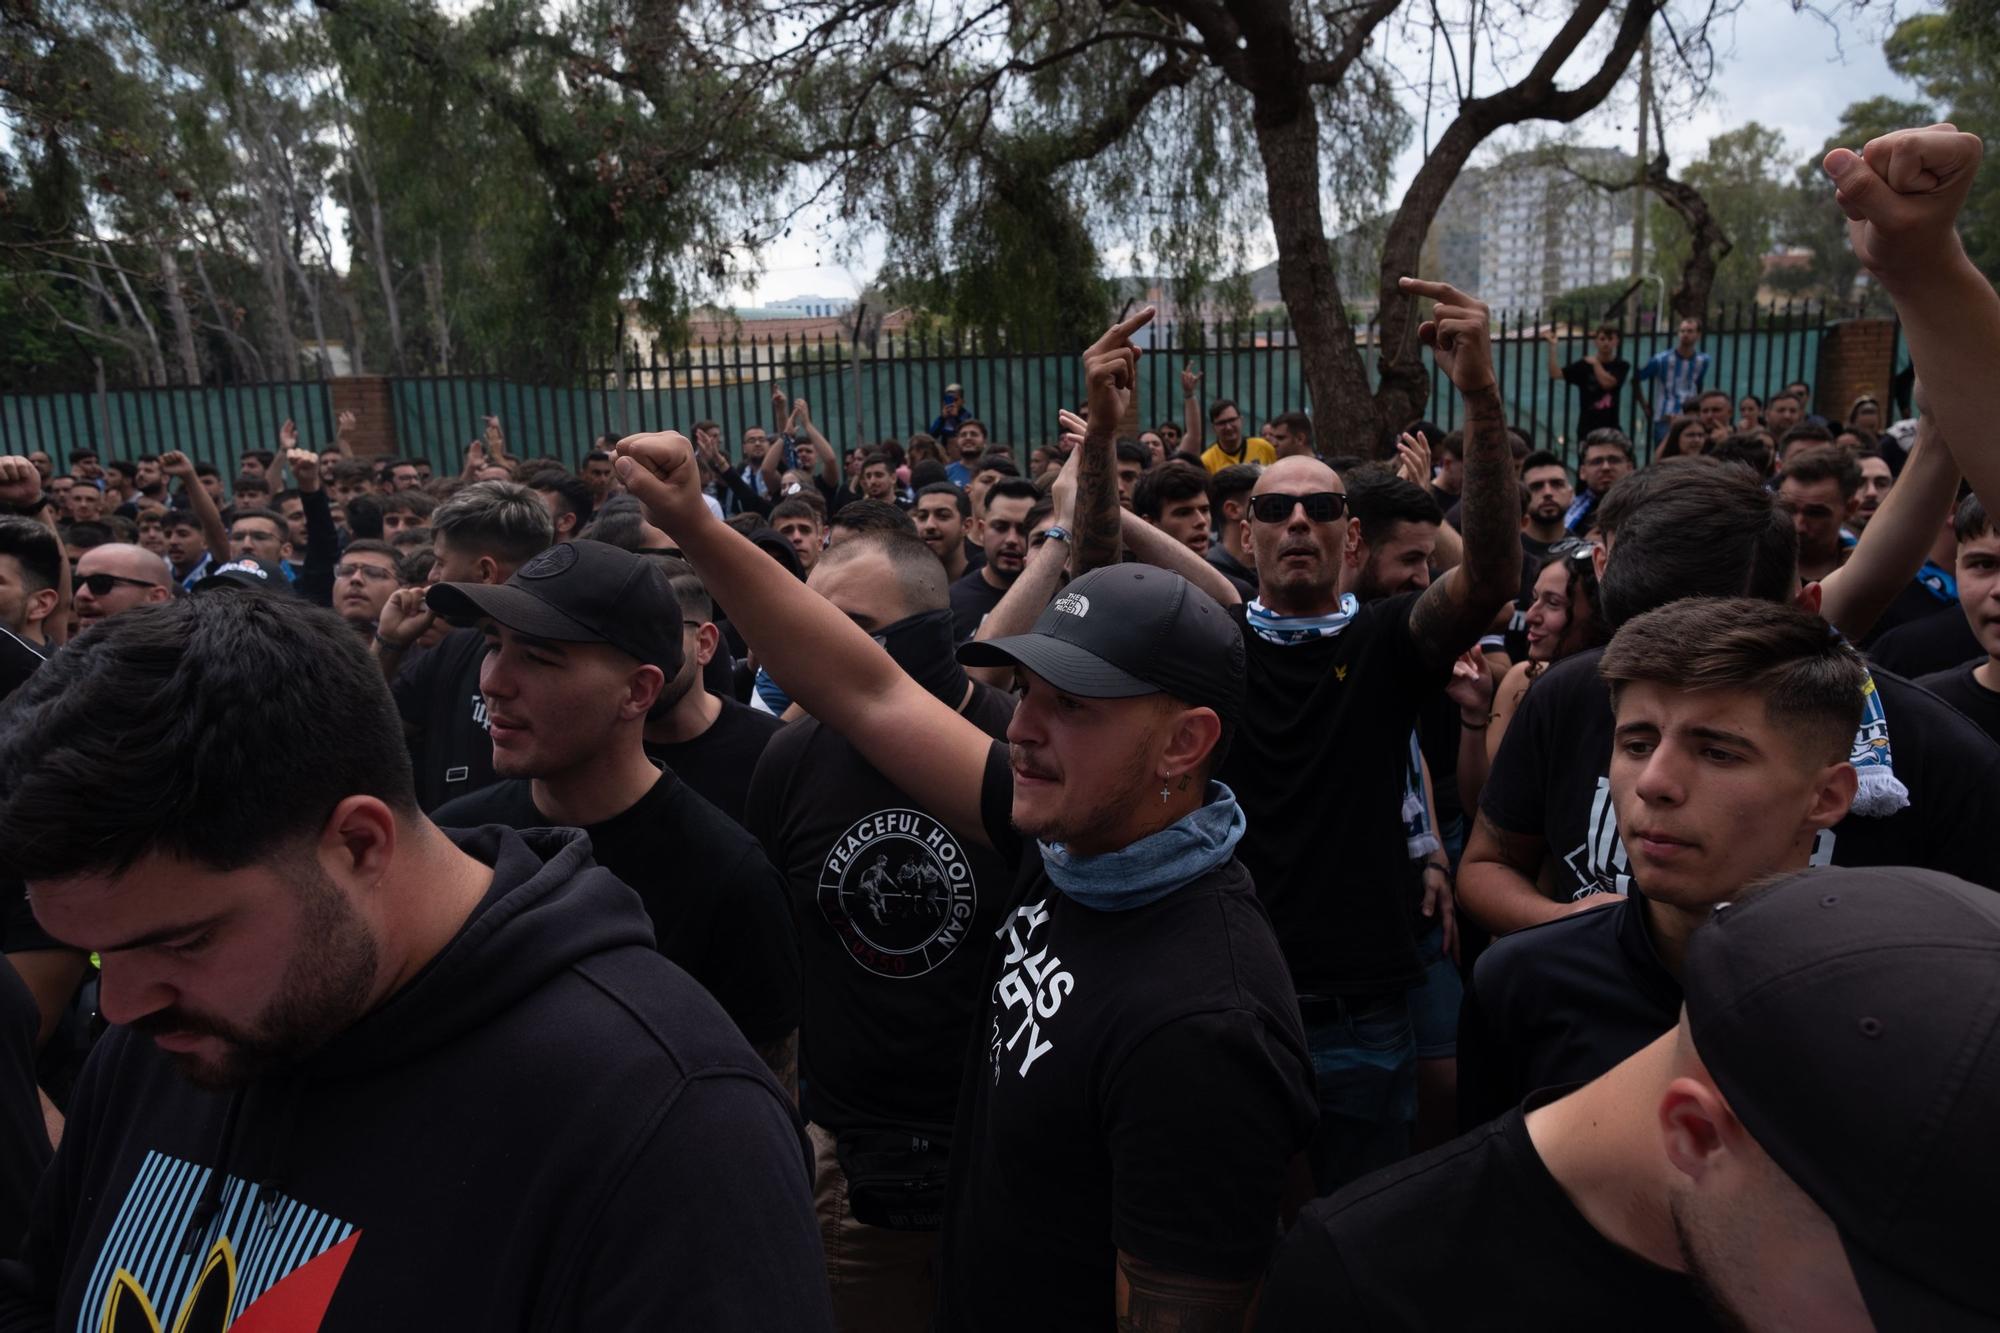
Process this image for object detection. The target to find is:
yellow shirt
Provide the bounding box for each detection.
[1199,437,1276,474]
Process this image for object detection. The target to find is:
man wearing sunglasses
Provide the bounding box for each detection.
[72,544,172,631]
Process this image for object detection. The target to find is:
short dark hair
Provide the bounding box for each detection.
[1115,440,1151,469]
[338,537,402,566]
[62,522,115,552]
[1779,423,1836,454]
[1779,445,1862,500]
[584,449,614,466]
[974,454,1020,479]
[1955,492,1992,545]
[909,460,949,490]
[431,480,554,566]
[0,594,416,879]
[1272,411,1313,450]
[1519,450,1567,477]
[1344,467,1443,549]
[577,495,660,552]
[1132,460,1213,521]
[243,450,275,468]
[380,489,437,519]
[1697,389,1731,407]
[1208,397,1240,425]
[1709,432,1775,479]
[1580,428,1636,463]
[831,499,918,537]
[770,493,828,526]
[913,481,971,519]
[1210,464,1260,510]
[229,508,291,541]
[104,460,136,483]
[1599,597,1866,765]
[648,556,713,624]
[1595,459,1797,628]
[331,461,373,488]
[530,472,595,529]
[983,478,1040,510]
[1435,431,1466,462]
[0,517,61,593]
[859,450,891,474]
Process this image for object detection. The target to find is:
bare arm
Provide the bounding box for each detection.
[800,402,840,490]
[160,451,229,565]
[1121,511,1244,607]
[618,431,994,847]
[1115,1251,1259,1332]
[1431,519,1464,575]
[1543,331,1563,382]
[1180,365,1204,461]
[1590,358,1618,391]
[968,444,1081,685]
[1457,815,1567,935]
[1400,279,1519,676]
[1829,128,2000,503]
[1819,413,1958,640]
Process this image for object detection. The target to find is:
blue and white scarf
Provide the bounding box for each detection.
[1041,783,1247,911]
[1402,731,1439,860]
[1564,488,1599,533]
[1244,594,1358,646]
[1851,664,1908,818]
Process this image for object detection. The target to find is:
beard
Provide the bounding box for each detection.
[1009,731,1155,848]
[131,862,379,1089]
[1670,1194,1756,1333]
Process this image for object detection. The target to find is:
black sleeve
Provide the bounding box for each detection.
[0,1023,110,1329]
[978,741,1024,870]
[574,1072,832,1329]
[1453,958,1517,1132]
[1252,1203,1366,1332]
[0,964,49,1255]
[1479,670,1559,836]
[697,843,801,1046]
[391,644,440,728]
[1562,361,1592,389]
[717,468,772,518]
[296,488,339,606]
[1102,1010,1315,1280]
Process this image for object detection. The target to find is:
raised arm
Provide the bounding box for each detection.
[286,445,340,606]
[1072,314,1156,575]
[968,438,1082,685]
[617,430,994,847]
[770,382,789,441]
[159,451,229,565]
[1819,404,1958,640]
[0,457,65,646]
[1399,279,1520,676]
[797,399,841,490]
[1542,328,1563,382]
[1826,126,1999,502]
[1120,512,1243,608]
[1180,365,1205,462]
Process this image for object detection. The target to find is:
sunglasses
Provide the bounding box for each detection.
[1545,537,1598,561]
[79,572,159,596]
[1249,491,1348,524]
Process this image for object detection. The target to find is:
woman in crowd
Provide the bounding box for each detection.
[1655,415,1710,460]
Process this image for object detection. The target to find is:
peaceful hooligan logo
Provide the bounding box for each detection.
[819,808,978,978]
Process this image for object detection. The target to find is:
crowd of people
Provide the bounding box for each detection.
[0,124,1990,1331]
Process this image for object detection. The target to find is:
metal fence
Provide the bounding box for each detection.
[0,301,1905,476]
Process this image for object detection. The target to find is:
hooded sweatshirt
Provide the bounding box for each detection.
[0,827,833,1332]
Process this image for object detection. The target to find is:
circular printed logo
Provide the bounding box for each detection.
[518,543,578,579]
[818,808,977,978]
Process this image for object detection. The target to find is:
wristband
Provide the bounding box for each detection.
[1042,525,1072,545]
[1459,711,1492,730]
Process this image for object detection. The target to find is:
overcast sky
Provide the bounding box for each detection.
[725,2,1929,306]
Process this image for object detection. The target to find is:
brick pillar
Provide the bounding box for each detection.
[1813,318,1896,424]
[328,376,398,459]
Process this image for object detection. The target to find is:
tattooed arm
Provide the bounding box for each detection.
[753,1029,799,1103]
[1074,311,1155,576]
[1116,1252,1259,1332]
[1399,279,1520,677]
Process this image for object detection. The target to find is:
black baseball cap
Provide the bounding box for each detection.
[425,539,684,678]
[192,558,290,594]
[1685,865,2000,1329]
[958,564,1244,724]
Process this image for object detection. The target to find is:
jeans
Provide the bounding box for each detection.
[1299,991,1418,1194]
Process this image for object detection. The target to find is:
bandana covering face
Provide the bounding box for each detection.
[1244,594,1358,646]
[1039,783,1247,912]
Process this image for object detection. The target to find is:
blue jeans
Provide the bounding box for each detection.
[1299,991,1417,1194]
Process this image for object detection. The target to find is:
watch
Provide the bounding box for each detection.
[1042,525,1072,545]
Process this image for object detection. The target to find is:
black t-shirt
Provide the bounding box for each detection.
[1862,579,1961,647]
[1457,892,1679,1129]
[746,681,1016,1137]
[947,569,1009,644]
[1207,545,1259,594]
[645,696,783,828]
[935,745,1317,1331]
[1562,357,1632,437]
[1481,646,2000,895]
[433,771,799,1045]
[1223,594,1451,995]
[391,627,495,812]
[0,957,50,1245]
[1870,605,1981,679]
[1917,661,2000,748]
[1256,1105,1720,1332]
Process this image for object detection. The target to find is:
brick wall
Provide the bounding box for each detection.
[1813,318,1897,424]
[328,377,398,459]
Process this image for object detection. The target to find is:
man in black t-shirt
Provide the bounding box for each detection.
[640,558,781,825]
[947,478,1035,642]
[427,540,800,1081]
[372,481,554,811]
[619,305,1317,1331]
[1543,324,1631,439]
[1262,864,2000,1332]
[1917,492,2000,744]
[746,530,1017,1331]
[1458,599,1861,1127]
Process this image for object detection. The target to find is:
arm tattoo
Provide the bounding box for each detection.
[1408,386,1516,673]
[754,1029,799,1101]
[1116,1253,1259,1333]
[1073,431,1124,576]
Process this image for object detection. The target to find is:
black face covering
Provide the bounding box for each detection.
[873,608,968,705]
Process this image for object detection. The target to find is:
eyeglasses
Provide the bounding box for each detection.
[1249,491,1348,524]
[335,563,399,583]
[78,572,159,596]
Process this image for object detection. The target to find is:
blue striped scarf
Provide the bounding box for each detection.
[1244,594,1358,646]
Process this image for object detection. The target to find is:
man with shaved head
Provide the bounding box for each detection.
[72,543,172,631]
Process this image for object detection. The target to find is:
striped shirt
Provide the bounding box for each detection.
[1636,348,1711,423]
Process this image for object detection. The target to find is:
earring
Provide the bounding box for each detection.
[1159,783,1170,803]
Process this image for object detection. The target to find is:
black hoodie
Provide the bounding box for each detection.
[0,827,833,1332]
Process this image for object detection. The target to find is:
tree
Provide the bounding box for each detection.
[1884,0,2000,282]
[1786,95,1936,308]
